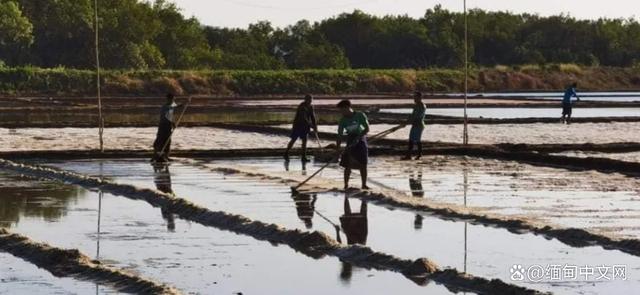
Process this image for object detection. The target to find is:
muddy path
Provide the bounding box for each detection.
[191,160,640,259]
[496,142,640,153]
[1,142,639,177]
[207,123,640,153]
[2,110,640,128]
[0,158,543,295]
[0,228,180,295]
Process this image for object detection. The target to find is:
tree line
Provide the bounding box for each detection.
[1,0,640,70]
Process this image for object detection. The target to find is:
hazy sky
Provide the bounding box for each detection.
[172,0,639,28]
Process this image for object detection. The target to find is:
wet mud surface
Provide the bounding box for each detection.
[201,156,640,240]
[320,122,640,146]
[0,252,114,294]
[38,158,640,294]
[0,170,454,295]
[552,151,640,163]
[0,127,334,152]
[3,159,549,295]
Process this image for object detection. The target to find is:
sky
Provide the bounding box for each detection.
[172,0,640,28]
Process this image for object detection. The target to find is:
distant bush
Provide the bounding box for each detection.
[494,65,510,72]
[518,64,542,72]
[558,64,583,74]
[1,66,639,96]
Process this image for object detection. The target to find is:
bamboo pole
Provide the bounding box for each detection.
[463,0,469,145]
[94,0,104,152]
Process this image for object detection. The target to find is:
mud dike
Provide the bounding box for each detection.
[188,160,640,259]
[0,228,179,294]
[0,158,543,295]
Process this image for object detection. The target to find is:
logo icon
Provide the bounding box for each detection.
[510,264,525,281]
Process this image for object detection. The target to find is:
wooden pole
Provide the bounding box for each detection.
[94,0,104,152]
[463,0,469,145]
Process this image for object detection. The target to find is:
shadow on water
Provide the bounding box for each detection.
[0,172,83,228]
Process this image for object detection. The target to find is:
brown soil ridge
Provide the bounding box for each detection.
[429,146,640,178]
[199,162,640,259]
[0,228,180,294]
[210,123,640,175]
[0,158,544,295]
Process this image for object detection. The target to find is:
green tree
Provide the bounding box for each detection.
[17,0,94,67]
[152,0,214,69]
[98,0,165,69]
[0,0,34,65]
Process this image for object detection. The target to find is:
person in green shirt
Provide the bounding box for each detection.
[336,100,370,190]
[403,91,427,160]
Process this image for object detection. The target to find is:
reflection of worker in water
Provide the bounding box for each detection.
[338,194,368,282]
[152,163,176,231]
[339,194,368,245]
[409,169,424,230]
[340,262,354,283]
[284,159,308,176]
[291,191,317,229]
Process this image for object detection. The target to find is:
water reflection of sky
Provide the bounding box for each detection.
[441,92,640,102]
[0,166,450,295]
[39,158,640,295]
[381,107,640,118]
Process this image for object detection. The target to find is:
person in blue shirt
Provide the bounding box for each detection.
[561,83,581,124]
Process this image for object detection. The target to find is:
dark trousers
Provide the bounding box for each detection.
[153,123,172,157]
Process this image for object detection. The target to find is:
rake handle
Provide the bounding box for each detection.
[158,97,192,156]
[294,124,406,190]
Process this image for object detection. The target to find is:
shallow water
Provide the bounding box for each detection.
[380,107,640,118]
[0,252,112,294]
[0,171,453,295]
[43,158,640,294]
[552,151,640,163]
[207,156,640,239]
[443,92,640,102]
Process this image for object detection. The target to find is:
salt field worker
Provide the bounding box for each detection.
[402,91,427,160]
[284,94,318,162]
[561,82,581,124]
[336,99,370,190]
[152,93,185,162]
